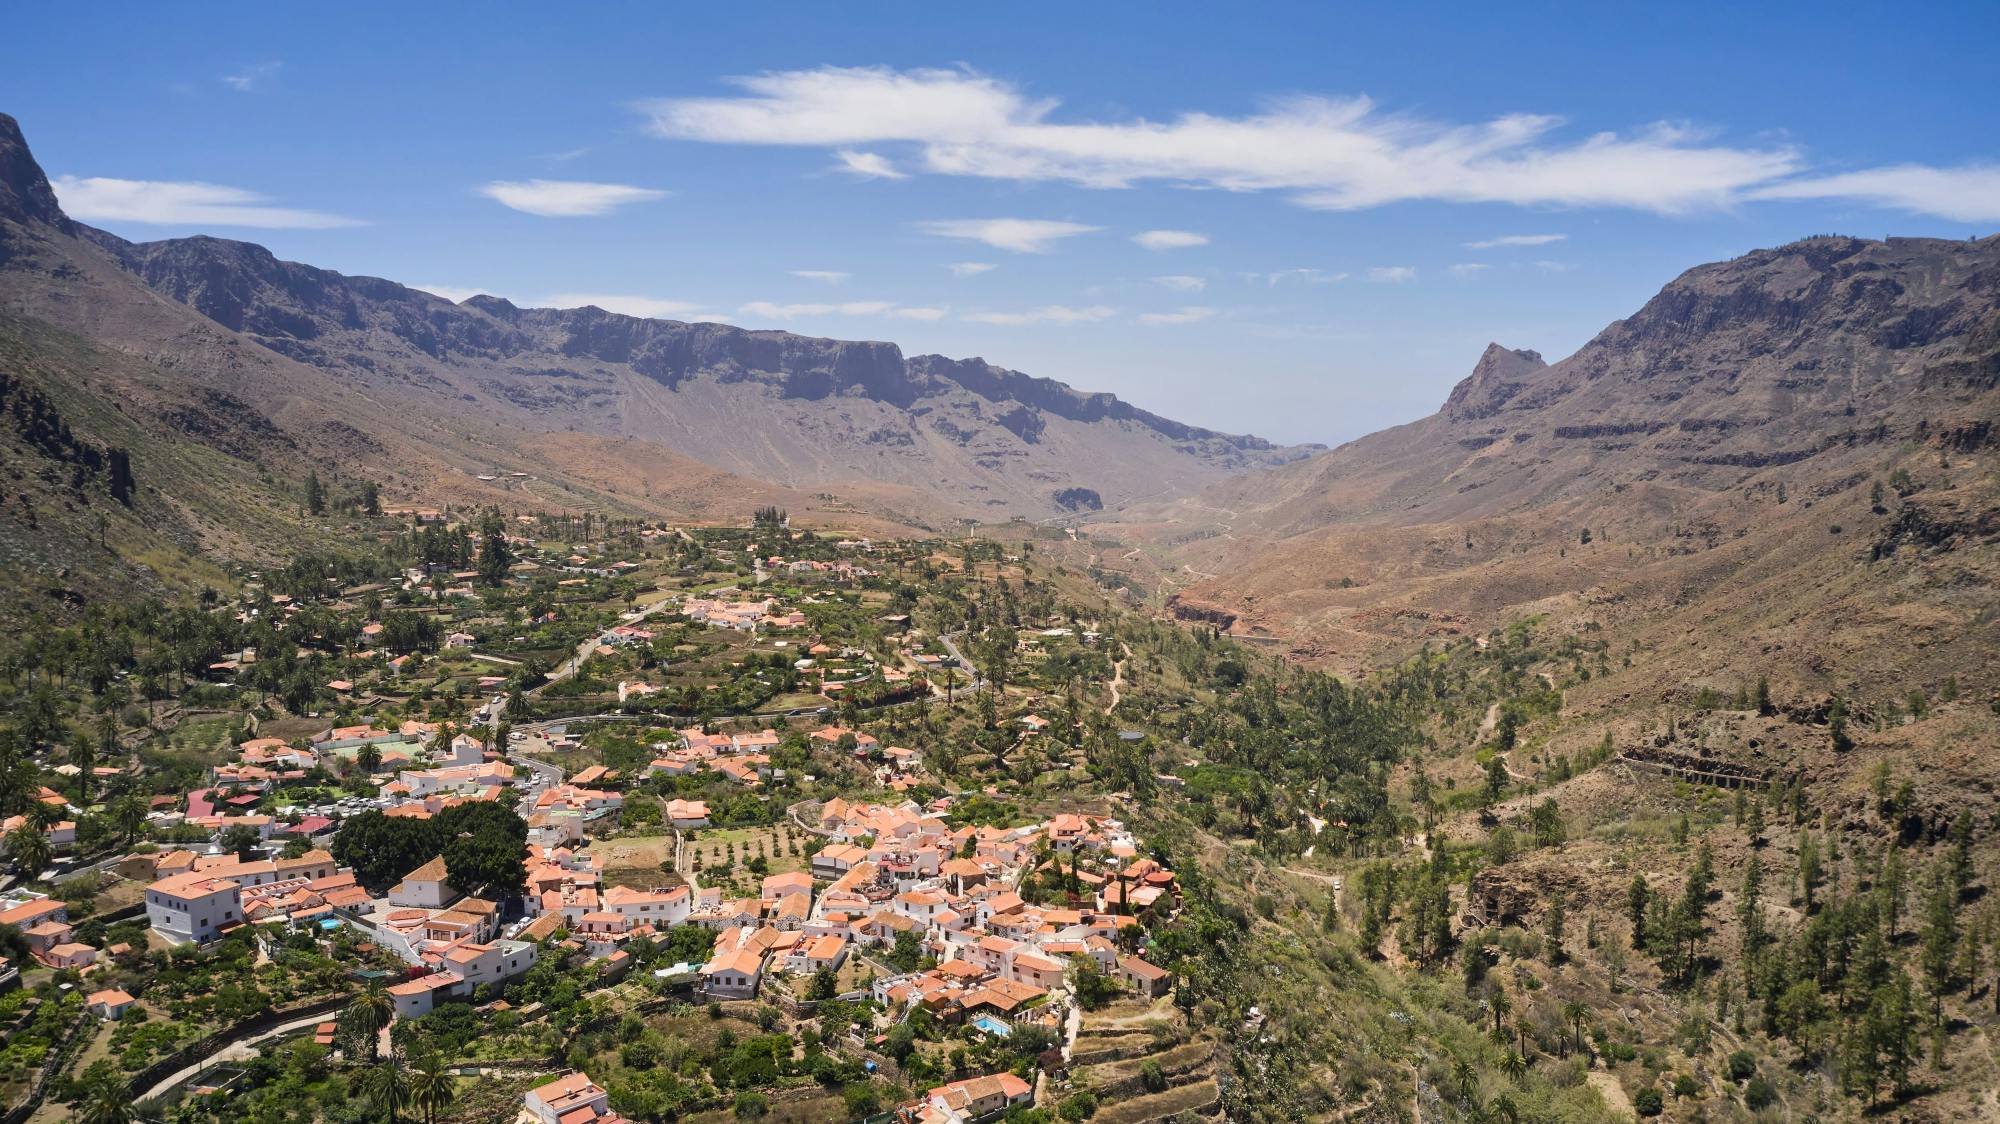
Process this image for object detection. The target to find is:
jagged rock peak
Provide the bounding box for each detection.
[0,112,72,232]
[1444,343,1547,421]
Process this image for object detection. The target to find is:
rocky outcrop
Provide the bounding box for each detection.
[0,113,70,236]
[1166,594,1237,630]
[1443,344,1546,421]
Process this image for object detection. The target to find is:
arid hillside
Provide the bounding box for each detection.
[1095,235,2000,711]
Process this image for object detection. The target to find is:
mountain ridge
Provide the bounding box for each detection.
[0,110,1314,528]
[1094,232,2000,711]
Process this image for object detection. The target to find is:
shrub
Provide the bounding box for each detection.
[1058,1091,1098,1121]
[1671,1074,1699,1098]
[1725,1050,1756,1082]
[1141,1058,1168,1093]
[1633,1087,1663,1116]
[1744,1077,1777,1110]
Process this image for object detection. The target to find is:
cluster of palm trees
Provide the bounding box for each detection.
[341,986,458,1123]
[1442,994,1594,1123]
[357,1051,458,1124]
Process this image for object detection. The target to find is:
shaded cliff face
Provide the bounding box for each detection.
[0,113,69,237]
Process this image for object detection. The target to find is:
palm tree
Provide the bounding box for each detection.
[1500,1050,1527,1084]
[1489,1093,1521,1124]
[348,984,395,1061]
[6,825,52,879]
[410,1054,456,1124]
[357,1056,412,1123]
[77,1089,132,1124]
[1453,1057,1478,1104]
[1562,999,1591,1058]
[111,794,147,845]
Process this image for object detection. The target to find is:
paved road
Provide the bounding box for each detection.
[935,632,985,695]
[139,1010,335,1102]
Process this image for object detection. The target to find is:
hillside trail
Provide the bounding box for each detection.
[1476,703,1500,742]
[1585,1069,1635,1119]
[1104,642,1131,714]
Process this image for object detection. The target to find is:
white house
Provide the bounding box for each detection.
[525,1072,613,1124]
[388,856,459,909]
[146,872,244,945]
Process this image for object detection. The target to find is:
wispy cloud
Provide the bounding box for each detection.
[411,283,493,303]
[1136,306,1215,325]
[963,305,1117,325]
[51,176,361,228]
[637,66,1837,215]
[1133,229,1208,251]
[1464,233,1567,249]
[915,218,1099,253]
[1368,266,1417,283]
[790,270,850,284]
[1447,263,1489,278]
[479,179,668,217]
[739,300,945,321]
[834,150,908,179]
[542,293,706,319]
[1532,260,1573,273]
[946,262,996,277]
[1252,267,1347,287]
[1152,275,1206,292]
[222,61,282,93]
[1748,164,2000,223]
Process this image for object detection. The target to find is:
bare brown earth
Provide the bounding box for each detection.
[1093,236,2000,719]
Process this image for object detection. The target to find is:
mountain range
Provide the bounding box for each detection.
[1095,232,1999,717]
[0,110,1318,602]
[5,101,1997,717]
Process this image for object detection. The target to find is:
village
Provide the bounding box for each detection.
[0,511,1191,1124]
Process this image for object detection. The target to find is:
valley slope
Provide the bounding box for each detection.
[1100,234,2000,708]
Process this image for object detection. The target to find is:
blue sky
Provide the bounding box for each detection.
[4,1,1996,446]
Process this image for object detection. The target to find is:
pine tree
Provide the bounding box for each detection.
[305,470,326,516]
[1920,866,1960,1029]
[1739,854,1767,988]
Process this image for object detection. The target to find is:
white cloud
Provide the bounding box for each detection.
[222,62,282,92]
[1252,267,1347,286]
[834,150,908,179]
[790,270,850,283]
[1447,263,1489,278]
[1748,164,2000,223]
[542,293,706,319]
[1532,260,1573,273]
[1463,233,1567,248]
[411,283,494,302]
[963,305,1117,325]
[636,66,1816,215]
[738,300,947,321]
[1136,306,1215,325]
[1368,266,1417,283]
[51,176,362,228]
[479,179,668,217]
[1152,275,1206,292]
[1133,229,1209,251]
[915,218,1099,253]
[947,262,996,277]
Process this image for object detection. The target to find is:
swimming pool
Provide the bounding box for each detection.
[972,1015,1012,1037]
